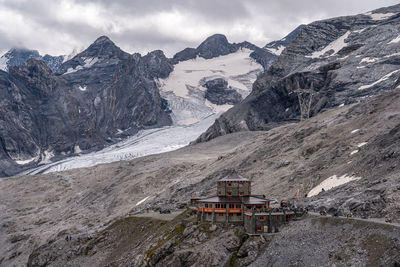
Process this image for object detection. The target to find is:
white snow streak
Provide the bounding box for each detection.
[15,156,38,165]
[360,57,379,64]
[78,85,87,91]
[135,196,150,206]
[357,142,368,148]
[350,150,359,155]
[389,35,400,44]
[306,31,351,59]
[358,70,400,90]
[351,129,360,134]
[308,174,361,197]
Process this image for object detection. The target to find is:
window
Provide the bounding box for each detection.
[227,182,232,187]
[229,213,233,216]
[222,204,226,208]
[239,183,243,188]
[259,216,266,221]
[248,216,251,221]
[205,203,208,208]
[218,191,221,195]
[216,204,220,208]
[219,213,223,216]
[239,192,244,196]
[227,192,232,196]
[236,204,241,208]
[257,226,263,231]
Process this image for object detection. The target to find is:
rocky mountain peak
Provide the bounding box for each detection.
[196,33,237,59]
[79,35,129,59]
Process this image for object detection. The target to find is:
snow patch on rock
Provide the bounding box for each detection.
[306,31,351,59]
[15,155,39,165]
[350,150,359,155]
[39,150,54,165]
[388,35,400,44]
[308,174,361,197]
[360,57,379,64]
[357,142,368,148]
[266,45,285,56]
[74,145,82,154]
[358,69,400,90]
[369,13,396,21]
[63,57,99,75]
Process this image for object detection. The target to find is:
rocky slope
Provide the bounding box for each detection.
[0,36,173,177]
[196,4,400,143]
[1,84,400,266]
[25,213,400,267]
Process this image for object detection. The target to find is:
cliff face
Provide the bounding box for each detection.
[0,36,173,176]
[196,5,400,143]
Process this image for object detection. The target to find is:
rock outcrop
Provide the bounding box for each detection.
[202,78,243,105]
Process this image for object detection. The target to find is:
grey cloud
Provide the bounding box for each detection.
[0,0,398,57]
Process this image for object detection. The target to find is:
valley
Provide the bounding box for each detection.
[0,2,400,266]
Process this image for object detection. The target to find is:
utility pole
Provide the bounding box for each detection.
[293,80,317,121]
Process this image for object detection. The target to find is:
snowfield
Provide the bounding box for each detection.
[21,49,262,175]
[159,48,262,125]
[308,174,362,197]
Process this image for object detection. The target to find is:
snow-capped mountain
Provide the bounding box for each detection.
[0,36,173,177]
[0,48,65,72]
[21,35,265,175]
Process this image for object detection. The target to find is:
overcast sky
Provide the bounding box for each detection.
[0,0,398,57]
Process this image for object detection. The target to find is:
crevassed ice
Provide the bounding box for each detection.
[159,48,262,125]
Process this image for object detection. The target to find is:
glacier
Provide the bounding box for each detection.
[21,49,262,175]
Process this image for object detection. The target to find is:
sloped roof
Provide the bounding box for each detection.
[218,173,249,182]
[197,195,267,204]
